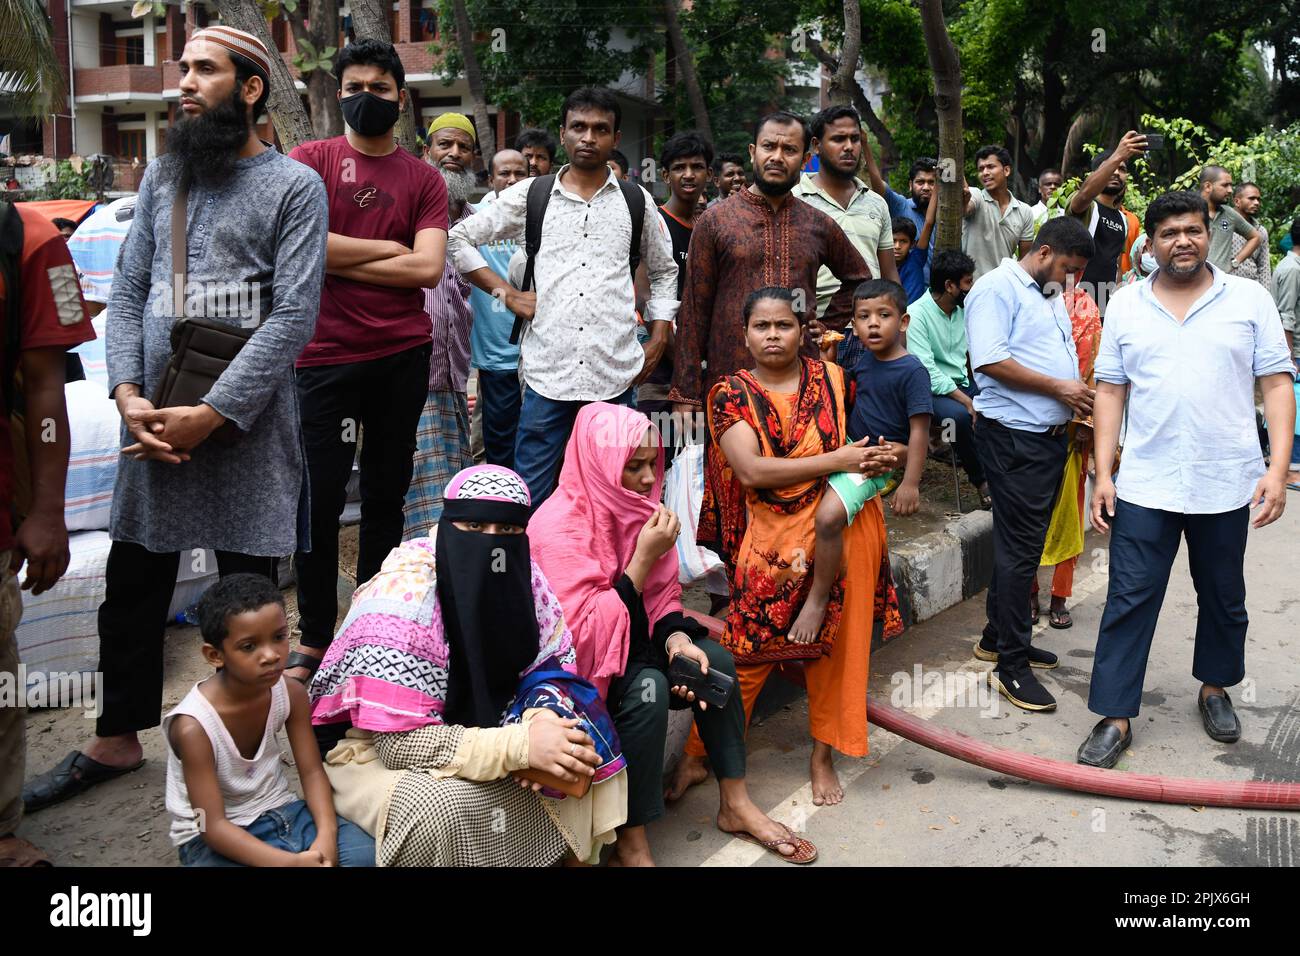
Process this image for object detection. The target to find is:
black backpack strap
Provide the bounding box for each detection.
[511,174,555,345]
[0,201,24,413]
[618,179,645,284]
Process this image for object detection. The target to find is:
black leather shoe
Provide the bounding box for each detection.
[22,750,145,813]
[1077,718,1132,768]
[973,639,1058,669]
[991,668,1057,711]
[1198,690,1241,743]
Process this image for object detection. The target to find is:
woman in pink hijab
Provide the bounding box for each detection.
[531,403,816,865]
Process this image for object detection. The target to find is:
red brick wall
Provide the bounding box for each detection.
[74,65,164,97]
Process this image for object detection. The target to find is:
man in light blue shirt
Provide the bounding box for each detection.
[469,149,528,468]
[1079,191,1296,769]
[964,216,1096,713]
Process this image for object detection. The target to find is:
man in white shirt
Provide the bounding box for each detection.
[1079,191,1296,769]
[446,87,678,506]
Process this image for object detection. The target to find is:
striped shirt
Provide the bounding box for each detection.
[427,203,475,392]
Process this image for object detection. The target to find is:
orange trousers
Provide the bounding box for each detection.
[684,497,882,760]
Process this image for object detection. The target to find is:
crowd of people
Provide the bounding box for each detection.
[0,27,1295,868]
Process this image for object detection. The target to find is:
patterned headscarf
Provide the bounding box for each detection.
[310,467,576,732]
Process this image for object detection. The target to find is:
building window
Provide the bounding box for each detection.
[118,130,146,161]
[412,2,437,41]
[122,35,145,66]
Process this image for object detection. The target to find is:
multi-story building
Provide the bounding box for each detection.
[1,4,880,193]
[2,0,664,189]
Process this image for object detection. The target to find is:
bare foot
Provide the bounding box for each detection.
[788,593,828,645]
[83,734,144,770]
[810,745,843,806]
[716,802,797,858]
[664,754,709,802]
[612,825,655,867]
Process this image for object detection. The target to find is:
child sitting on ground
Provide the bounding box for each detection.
[164,574,374,867]
[789,279,933,644]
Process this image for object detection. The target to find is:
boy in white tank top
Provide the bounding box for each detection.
[163,574,374,866]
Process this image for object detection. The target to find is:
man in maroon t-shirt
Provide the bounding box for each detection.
[0,203,94,866]
[287,39,448,683]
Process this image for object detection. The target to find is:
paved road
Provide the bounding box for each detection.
[651,503,1300,866]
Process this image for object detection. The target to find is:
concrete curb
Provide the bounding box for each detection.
[884,510,994,644]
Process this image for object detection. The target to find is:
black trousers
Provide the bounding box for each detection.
[294,344,431,649]
[96,541,275,737]
[1088,501,1249,718]
[975,417,1069,674]
[607,638,746,828]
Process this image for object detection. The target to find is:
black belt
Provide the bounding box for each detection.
[984,418,1070,437]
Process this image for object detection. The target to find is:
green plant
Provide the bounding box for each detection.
[291,36,337,77]
[39,161,92,201]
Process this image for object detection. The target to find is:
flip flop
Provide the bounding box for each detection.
[1049,607,1073,629]
[285,650,323,685]
[22,750,145,813]
[725,825,818,864]
[0,835,53,866]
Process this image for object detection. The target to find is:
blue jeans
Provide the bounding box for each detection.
[931,383,986,488]
[477,368,522,470]
[1088,501,1249,718]
[177,799,375,867]
[513,385,635,508]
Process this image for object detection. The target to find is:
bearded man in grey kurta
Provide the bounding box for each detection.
[106,148,326,556]
[22,27,330,817]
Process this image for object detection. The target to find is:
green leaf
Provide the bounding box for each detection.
[296,36,317,60]
[321,46,337,58]
[282,0,298,10]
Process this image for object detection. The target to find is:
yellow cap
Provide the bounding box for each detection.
[427,112,476,141]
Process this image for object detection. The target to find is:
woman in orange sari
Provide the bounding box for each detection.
[1033,285,1103,628]
[679,287,897,806]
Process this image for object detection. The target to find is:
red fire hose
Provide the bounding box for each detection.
[684,610,1300,810]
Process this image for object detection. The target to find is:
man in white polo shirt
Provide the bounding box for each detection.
[1078,191,1296,769]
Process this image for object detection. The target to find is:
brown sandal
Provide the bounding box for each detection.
[0,835,53,867]
[726,825,818,864]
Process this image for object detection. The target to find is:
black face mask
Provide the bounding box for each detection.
[340,91,400,137]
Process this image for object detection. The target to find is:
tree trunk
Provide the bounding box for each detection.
[348,0,420,155]
[287,1,342,139]
[663,0,712,141]
[827,0,862,108]
[215,0,313,151]
[918,0,963,251]
[450,0,495,157]
[805,36,898,170]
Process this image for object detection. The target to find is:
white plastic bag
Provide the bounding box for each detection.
[662,441,723,584]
